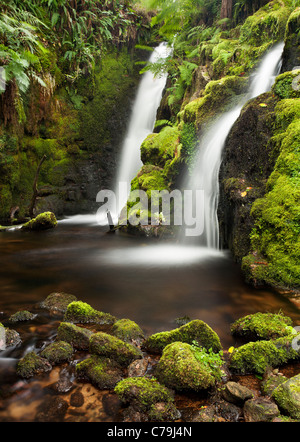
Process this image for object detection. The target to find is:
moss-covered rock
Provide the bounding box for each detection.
[40,292,78,313]
[114,377,176,414]
[140,126,180,167]
[112,319,145,344]
[230,312,294,341]
[16,351,52,378]
[41,341,73,364]
[0,324,21,348]
[155,342,223,392]
[272,373,300,419]
[282,7,300,71]
[229,335,300,375]
[89,332,143,367]
[64,301,116,325]
[76,355,123,389]
[243,397,280,422]
[273,69,300,99]
[143,319,222,354]
[56,322,93,350]
[8,310,36,323]
[21,211,57,231]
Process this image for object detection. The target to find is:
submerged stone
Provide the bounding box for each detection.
[155,342,223,392]
[143,319,222,354]
[21,211,57,231]
[57,322,93,350]
[89,332,142,367]
[76,355,123,389]
[230,312,294,341]
[64,301,116,325]
[16,351,52,378]
[41,341,73,364]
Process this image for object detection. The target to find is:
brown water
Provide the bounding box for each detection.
[0,220,299,421]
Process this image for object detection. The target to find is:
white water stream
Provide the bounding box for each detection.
[183,42,284,248]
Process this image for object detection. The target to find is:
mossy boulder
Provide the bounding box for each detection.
[89,332,143,367]
[140,126,180,167]
[112,319,145,344]
[64,301,116,325]
[143,319,222,354]
[230,312,294,341]
[272,373,300,419]
[0,324,21,348]
[229,335,300,375]
[40,292,78,313]
[21,212,57,231]
[41,341,73,364]
[8,310,36,323]
[76,355,123,389]
[16,351,52,378]
[114,377,176,415]
[56,322,93,350]
[155,342,223,392]
[273,69,300,99]
[243,397,280,422]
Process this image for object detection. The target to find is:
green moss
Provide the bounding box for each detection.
[114,377,175,412]
[0,184,13,220]
[272,374,300,419]
[56,322,93,350]
[229,335,300,375]
[155,342,222,392]
[273,70,300,99]
[64,301,116,325]
[141,126,180,167]
[41,341,73,364]
[22,211,57,231]
[231,312,294,341]
[16,351,52,378]
[89,332,142,367]
[144,319,222,354]
[112,318,144,344]
[76,355,123,389]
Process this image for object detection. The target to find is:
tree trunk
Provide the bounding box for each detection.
[28,155,47,218]
[220,0,233,19]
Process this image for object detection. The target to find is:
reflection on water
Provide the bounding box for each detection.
[0,222,299,345]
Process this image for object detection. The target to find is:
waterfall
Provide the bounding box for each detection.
[183,42,284,248]
[113,42,172,221]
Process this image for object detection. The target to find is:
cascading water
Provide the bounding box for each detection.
[183,42,284,249]
[113,42,172,221]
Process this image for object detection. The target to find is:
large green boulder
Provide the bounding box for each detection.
[155,342,223,392]
[22,212,57,231]
[272,374,300,419]
[64,301,115,325]
[144,319,222,354]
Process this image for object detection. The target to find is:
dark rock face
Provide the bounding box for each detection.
[281,9,300,72]
[218,92,278,260]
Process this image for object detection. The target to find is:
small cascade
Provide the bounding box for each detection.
[183,42,284,248]
[113,42,172,221]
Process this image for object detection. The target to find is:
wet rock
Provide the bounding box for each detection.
[51,367,74,393]
[272,373,300,419]
[243,397,280,422]
[143,319,222,354]
[16,351,52,378]
[57,322,93,350]
[3,327,22,347]
[8,310,37,323]
[40,292,77,314]
[41,341,73,364]
[35,396,69,422]
[70,389,85,407]
[128,358,149,377]
[64,301,116,325]
[148,402,181,422]
[89,332,142,367]
[261,371,288,396]
[190,405,215,422]
[22,211,57,231]
[221,381,254,405]
[76,355,123,389]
